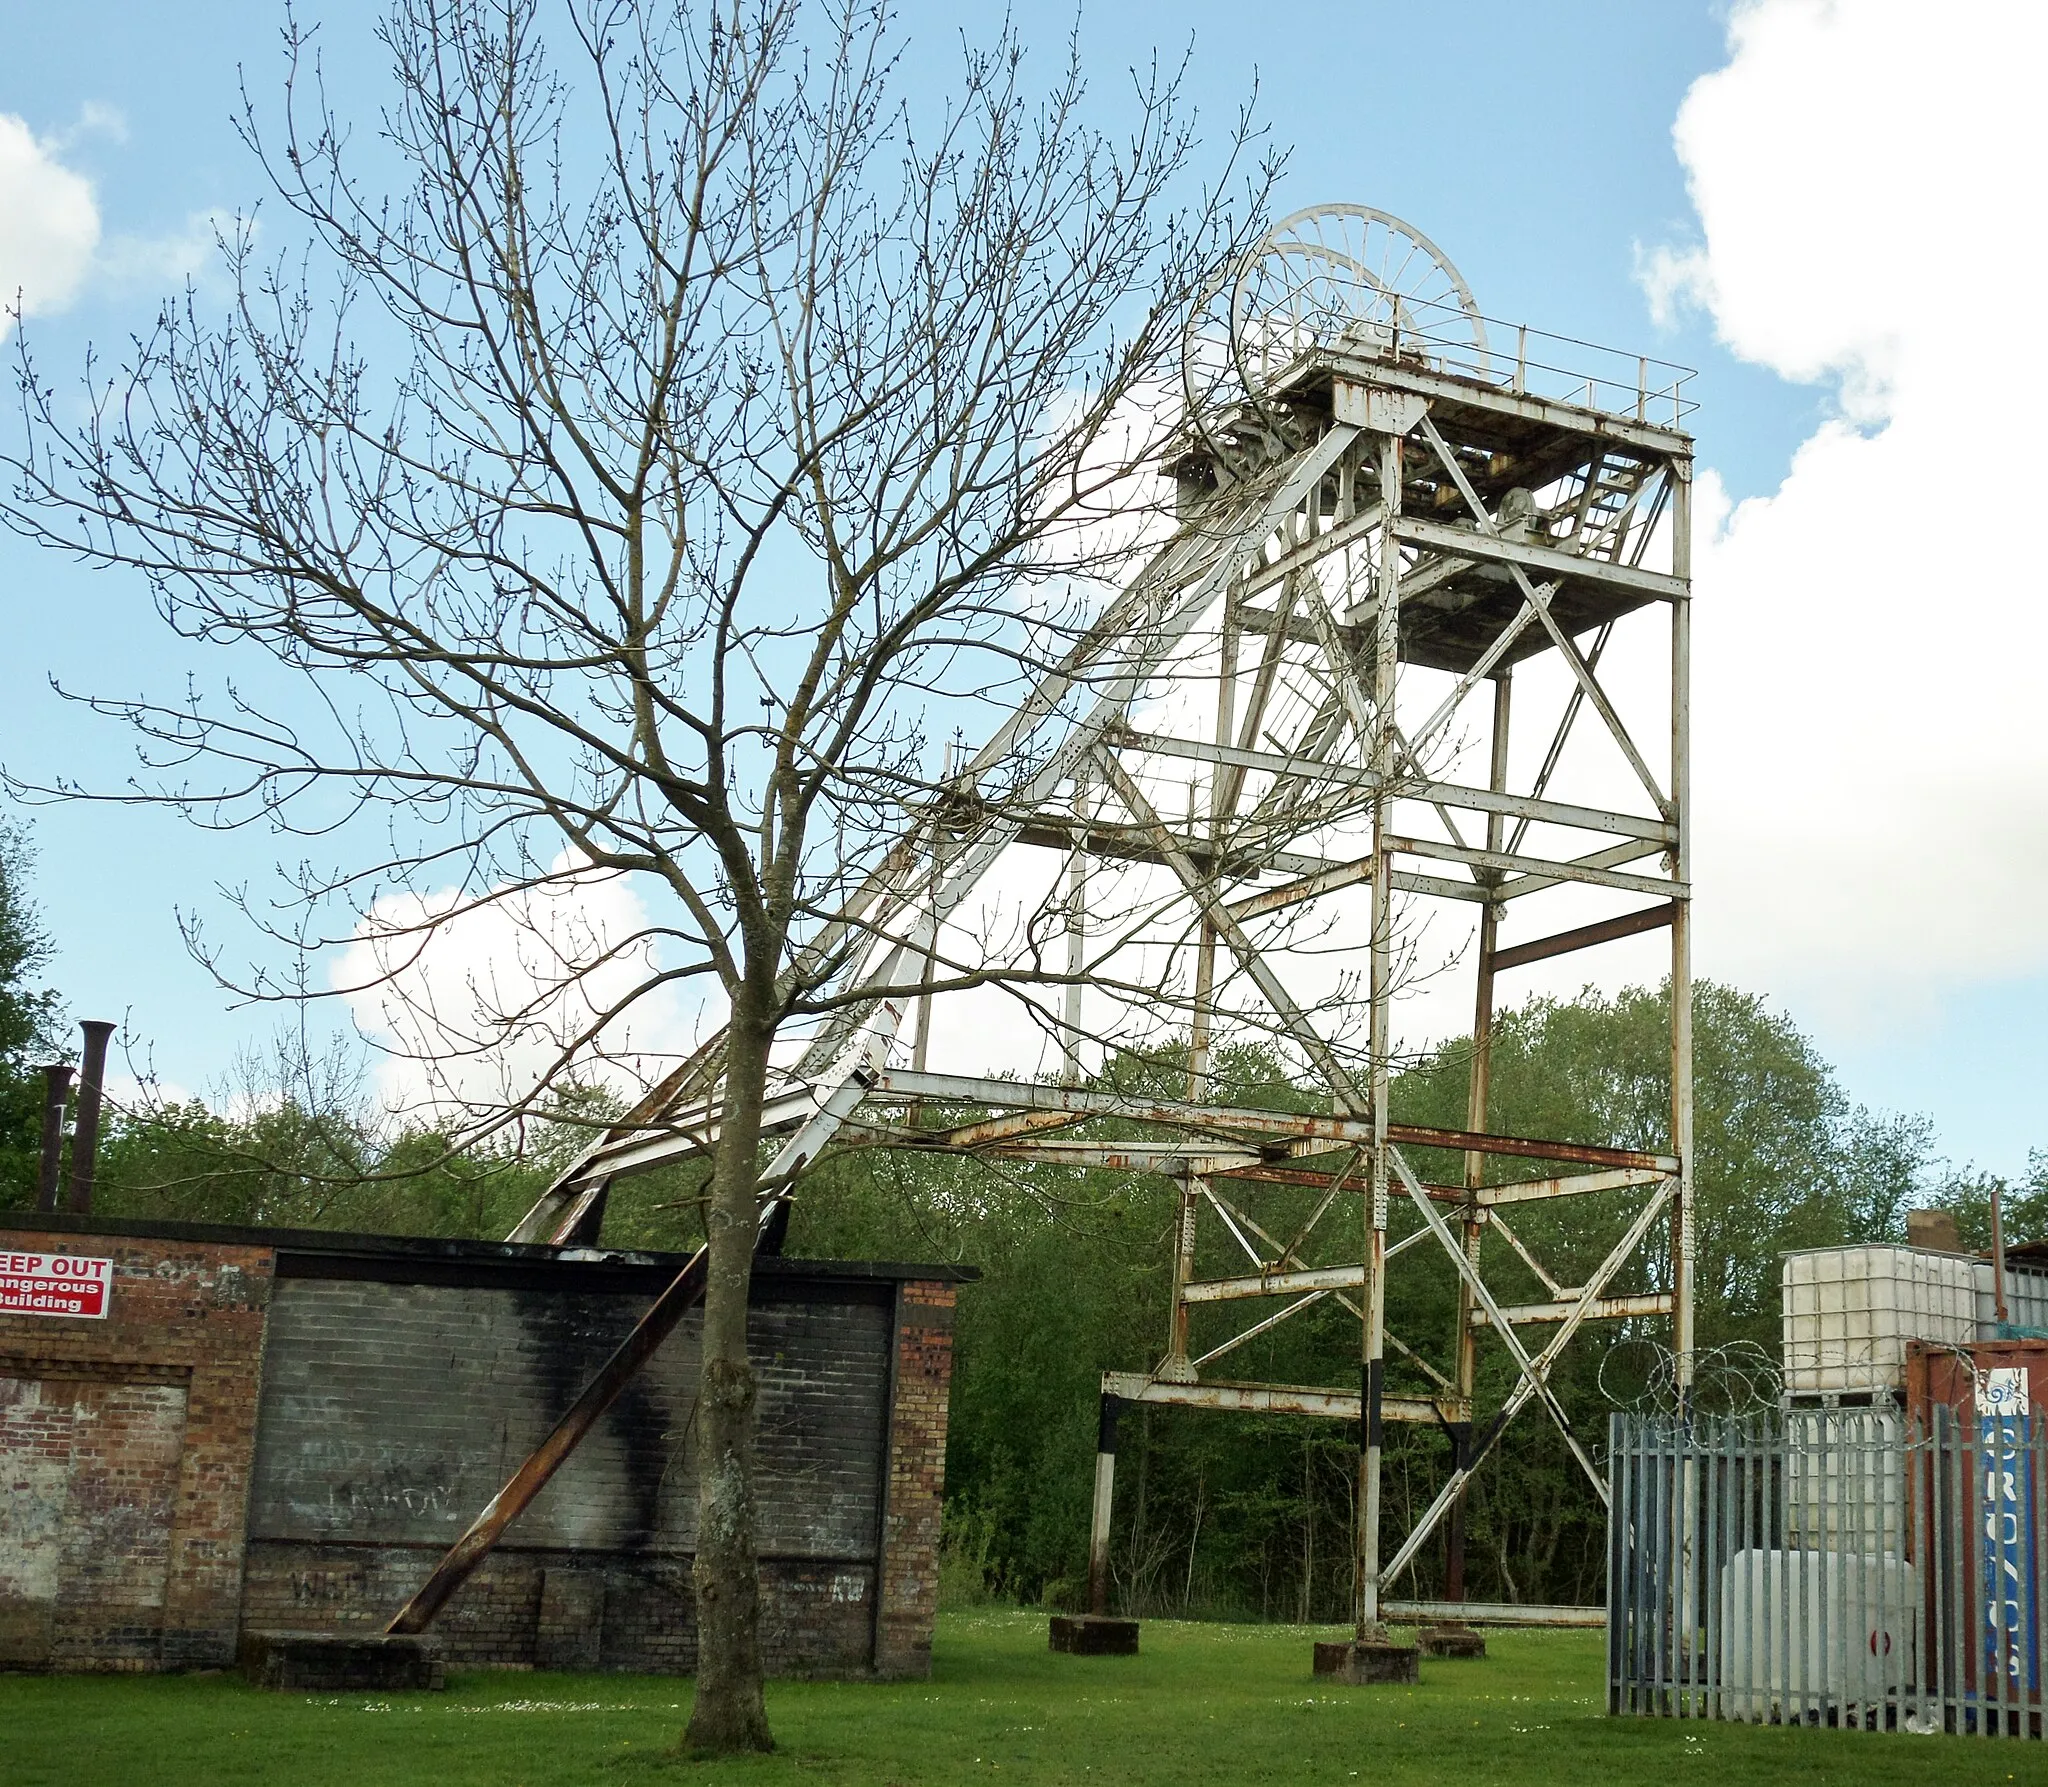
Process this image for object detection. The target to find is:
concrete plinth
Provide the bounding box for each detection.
[1312,1638,1421,1685]
[241,1631,447,1691]
[1048,1615,1140,1656]
[1418,1623,1487,1659]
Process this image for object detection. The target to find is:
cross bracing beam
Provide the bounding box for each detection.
[1375,1175,1680,1593]
[1009,821,1345,881]
[1240,500,1386,600]
[1106,728,1673,845]
[1393,1144,1611,1500]
[1221,855,1488,921]
[1387,834,1683,902]
[1194,1289,1332,1367]
[1416,413,1671,817]
[1495,837,1670,902]
[1089,745,1369,1111]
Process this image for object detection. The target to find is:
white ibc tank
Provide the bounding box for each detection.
[1718,1548,1919,1719]
[1782,1246,1979,1394]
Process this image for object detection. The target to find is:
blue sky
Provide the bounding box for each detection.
[3,0,2043,1178]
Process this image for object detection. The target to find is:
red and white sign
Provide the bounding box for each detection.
[0,1252,113,1319]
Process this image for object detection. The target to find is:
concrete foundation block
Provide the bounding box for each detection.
[240,1630,447,1692]
[1048,1615,1140,1656]
[1418,1623,1487,1659]
[1312,1638,1421,1684]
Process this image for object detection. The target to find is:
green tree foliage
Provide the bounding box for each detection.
[0,822,62,1200]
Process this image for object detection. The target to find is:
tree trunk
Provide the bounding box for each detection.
[683,997,775,1755]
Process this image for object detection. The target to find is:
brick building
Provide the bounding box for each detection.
[0,1213,967,1676]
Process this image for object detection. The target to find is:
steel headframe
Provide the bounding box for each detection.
[474,209,1696,1646]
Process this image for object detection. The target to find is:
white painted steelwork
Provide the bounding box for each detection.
[503,204,1698,1645]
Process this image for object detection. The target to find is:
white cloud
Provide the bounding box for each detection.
[99,210,235,290]
[332,856,701,1121]
[0,111,240,343]
[1648,0,2048,1028]
[0,114,101,335]
[1633,242,1712,333]
[62,103,128,149]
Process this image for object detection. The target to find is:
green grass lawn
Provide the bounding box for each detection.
[3,1611,2041,1786]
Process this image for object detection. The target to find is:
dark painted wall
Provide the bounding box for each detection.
[243,1274,897,1673]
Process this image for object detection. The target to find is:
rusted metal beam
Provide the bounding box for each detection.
[1468,1290,1674,1327]
[1387,1598,1604,1629]
[1476,1165,1671,1208]
[387,1237,717,1634]
[1101,1370,1457,1426]
[1387,1121,1675,1175]
[1210,1160,1461,1203]
[1182,1263,1366,1302]
[879,1068,1678,1172]
[984,1141,1262,1172]
[1490,900,1678,974]
[922,1109,1080,1149]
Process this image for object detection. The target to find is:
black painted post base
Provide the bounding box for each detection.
[1048,1615,1141,1656]
[1418,1623,1487,1659]
[1312,1638,1421,1684]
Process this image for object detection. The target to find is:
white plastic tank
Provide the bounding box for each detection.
[1782,1246,1980,1394]
[1783,1408,1907,1545]
[1718,1548,1919,1719]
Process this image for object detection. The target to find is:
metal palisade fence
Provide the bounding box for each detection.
[1609,1401,2043,1736]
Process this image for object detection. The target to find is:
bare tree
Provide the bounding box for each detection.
[3,0,1264,1750]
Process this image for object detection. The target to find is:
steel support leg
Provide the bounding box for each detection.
[1162,1175,1201,1382]
[1669,470,1694,1397]
[1447,670,1510,1607]
[1356,425,1403,1641]
[1087,1393,1124,1615]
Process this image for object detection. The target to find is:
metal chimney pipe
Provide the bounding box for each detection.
[66,1020,116,1215]
[35,1063,73,1214]
[1992,1178,2011,1327]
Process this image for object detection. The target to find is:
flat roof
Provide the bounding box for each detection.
[0,1208,977,1291]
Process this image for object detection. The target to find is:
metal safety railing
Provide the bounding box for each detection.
[1609,1405,2046,1737]
[1321,292,1698,427]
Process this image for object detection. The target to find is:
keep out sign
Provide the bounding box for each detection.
[0,1253,113,1319]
